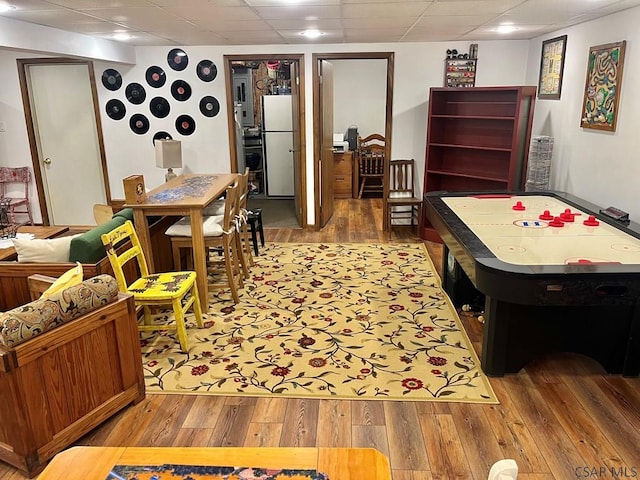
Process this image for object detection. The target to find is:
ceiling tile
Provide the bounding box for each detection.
[266,18,343,30]
[343,2,429,18]
[253,5,342,20]
[343,16,416,28]
[415,14,495,27]
[425,0,523,15]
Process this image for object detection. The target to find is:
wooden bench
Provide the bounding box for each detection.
[0,276,145,477]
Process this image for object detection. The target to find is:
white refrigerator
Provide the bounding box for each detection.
[261,95,294,197]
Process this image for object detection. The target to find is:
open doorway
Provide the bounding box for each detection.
[224,54,305,229]
[312,52,394,230]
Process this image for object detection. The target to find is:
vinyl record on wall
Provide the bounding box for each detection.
[175,114,196,135]
[196,59,217,82]
[167,48,188,71]
[153,131,173,145]
[125,82,146,105]
[145,65,166,88]
[199,96,220,118]
[170,80,192,101]
[101,69,122,91]
[105,99,126,120]
[149,96,170,118]
[129,113,150,135]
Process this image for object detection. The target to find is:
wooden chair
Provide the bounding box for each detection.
[385,159,422,235]
[101,220,204,352]
[167,182,244,304]
[357,134,386,198]
[93,203,114,225]
[237,168,255,277]
[0,166,33,225]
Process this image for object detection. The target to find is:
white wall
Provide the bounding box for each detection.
[332,59,386,139]
[525,7,640,221]
[1,18,531,225]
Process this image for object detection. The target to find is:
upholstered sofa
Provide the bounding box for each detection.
[0,274,145,477]
[0,210,175,312]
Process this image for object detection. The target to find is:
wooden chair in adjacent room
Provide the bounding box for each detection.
[0,166,34,225]
[385,159,422,235]
[167,182,244,304]
[357,133,386,198]
[101,220,204,352]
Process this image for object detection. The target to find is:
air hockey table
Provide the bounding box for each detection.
[423,190,640,377]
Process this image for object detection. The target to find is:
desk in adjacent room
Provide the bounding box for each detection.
[423,190,640,377]
[125,173,238,307]
[37,446,392,480]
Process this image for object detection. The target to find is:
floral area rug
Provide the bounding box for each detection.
[141,243,498,403]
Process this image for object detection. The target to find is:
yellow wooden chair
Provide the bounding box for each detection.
[101,220,203,352]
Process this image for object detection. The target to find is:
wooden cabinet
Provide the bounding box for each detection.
[421,86,537,242]
[333,151,354,198]
[444,58,477,88]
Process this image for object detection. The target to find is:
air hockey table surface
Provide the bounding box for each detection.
[423,190,640,377]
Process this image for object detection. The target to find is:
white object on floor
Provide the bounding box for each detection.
[488,459,518,480]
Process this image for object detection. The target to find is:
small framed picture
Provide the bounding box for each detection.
[538,35,567,100]
[580,41,626,132]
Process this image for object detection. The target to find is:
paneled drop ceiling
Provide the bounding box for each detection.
[1,0,639,46]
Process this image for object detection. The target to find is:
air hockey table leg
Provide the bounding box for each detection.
[623,297,640,376]
[481,297,510,376]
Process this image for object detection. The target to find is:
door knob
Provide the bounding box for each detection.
[43,157,52,165]
[289,149,297,153]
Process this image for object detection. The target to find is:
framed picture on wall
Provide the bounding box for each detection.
[580,40,626,132]
[537,35,567,99]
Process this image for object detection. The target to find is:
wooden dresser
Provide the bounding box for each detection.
[333,150,354,198]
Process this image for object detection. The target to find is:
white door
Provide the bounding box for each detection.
[27,64,107,225]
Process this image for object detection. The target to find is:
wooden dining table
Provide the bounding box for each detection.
[125,173,238,307]
[36,446,392,479]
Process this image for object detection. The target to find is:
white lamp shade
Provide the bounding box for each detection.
[155,139,182,169]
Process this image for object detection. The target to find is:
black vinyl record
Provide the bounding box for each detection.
[196,59,217,82]
[129,114,150,135]
[167,48,188,71]
[199,96,220,118]
[145,65,166,88]
[149,96,170,118]
[170,80,192,101]
[175,114,196,135]
[153,131,172,145]
[101,69,122,91]
[125,82,146,105]
[105,99,126,120]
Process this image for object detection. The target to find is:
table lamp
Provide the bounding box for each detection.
[155,139,182,182]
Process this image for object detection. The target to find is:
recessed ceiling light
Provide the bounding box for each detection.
[495,24,518,34]
[113,32,132,41]
[0,3,16,12]
[300,29,324,38]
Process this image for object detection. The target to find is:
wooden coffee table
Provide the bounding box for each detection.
[37,446,391,479]
[0,226,69,261]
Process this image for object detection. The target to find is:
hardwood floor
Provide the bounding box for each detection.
[3,198,639,480]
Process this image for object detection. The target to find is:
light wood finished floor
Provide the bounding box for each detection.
[3,199,639,480]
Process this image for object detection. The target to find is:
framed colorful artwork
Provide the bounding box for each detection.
[580,41,626,132]
[538,35,567,99]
